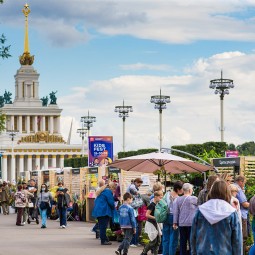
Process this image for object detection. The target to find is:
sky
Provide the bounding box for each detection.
[1,0,255,155]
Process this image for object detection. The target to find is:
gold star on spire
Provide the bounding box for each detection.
[19,3,34,65]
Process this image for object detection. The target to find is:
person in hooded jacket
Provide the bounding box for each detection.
[190,180,242,255]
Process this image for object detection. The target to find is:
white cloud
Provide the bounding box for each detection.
[58,50,255,153]
[2,0,255,46]
[120,62,172,71]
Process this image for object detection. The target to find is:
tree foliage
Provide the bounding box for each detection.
[171,142,227,159]
[118,148,158,159]
[1,1,11,60]
[0,34,11,59]
[64,156,88,168]
[237,141,255,156]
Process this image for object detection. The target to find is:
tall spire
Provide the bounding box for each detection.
[19,3,34,65]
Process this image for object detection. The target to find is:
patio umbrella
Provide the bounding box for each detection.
[109,152,214,174]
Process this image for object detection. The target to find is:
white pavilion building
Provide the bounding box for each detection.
[0,4,82,182]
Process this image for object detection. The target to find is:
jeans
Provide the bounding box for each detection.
[143,234,161,255]
[118,228,133,254]
[163,214,179,255]
[98,215,110,244]
[130,218,138,245]
[179,226,191,255]
[58,207,67,226]
[39,208,47,226]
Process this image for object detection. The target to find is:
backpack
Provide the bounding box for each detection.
[154,199,168,223]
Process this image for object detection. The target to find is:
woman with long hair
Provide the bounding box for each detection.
[38,183,52,229]
[191,180,242,255]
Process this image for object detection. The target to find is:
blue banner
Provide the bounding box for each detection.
[88,136,113,167]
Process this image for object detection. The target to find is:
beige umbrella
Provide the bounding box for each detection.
[109,152,214,174]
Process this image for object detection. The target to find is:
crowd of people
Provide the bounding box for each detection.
[0,179,71,229]
[2,174,255,254]
[92,175,255,255]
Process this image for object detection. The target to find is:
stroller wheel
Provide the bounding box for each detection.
[36,219,39,224]
[27,219,31,224]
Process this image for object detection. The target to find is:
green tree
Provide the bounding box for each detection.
[1,1,11,60]
[237,141,255,156]
[228,143,236,151]
[0,34,11,59]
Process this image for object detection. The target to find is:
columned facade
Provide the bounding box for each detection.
[0,3,82,182]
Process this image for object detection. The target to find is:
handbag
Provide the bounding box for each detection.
[28,202,34,208]
[39,193,50,210]
[40,201,49,210]
[131,194,144,209]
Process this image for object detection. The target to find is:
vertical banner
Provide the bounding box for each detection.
[88,136,113,167]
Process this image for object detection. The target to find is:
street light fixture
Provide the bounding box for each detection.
[150,89,170,151]
[114,100,133,152]
[209,71,234,142]
[77,127,87,157]
[7,127,19,182]
[80,111,96,137]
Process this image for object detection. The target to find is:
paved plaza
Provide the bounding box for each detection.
[0,213,143,255]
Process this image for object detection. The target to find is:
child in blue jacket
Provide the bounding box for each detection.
[115,192,136,255]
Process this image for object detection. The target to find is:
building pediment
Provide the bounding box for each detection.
[18,131,66,144]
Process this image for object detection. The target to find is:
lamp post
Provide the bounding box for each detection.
[150,89,170,151]
[80,111,96,137]
[114,100,133,152]
[77,127,87,157]
[209,71,234,142]
[7,127,19,182]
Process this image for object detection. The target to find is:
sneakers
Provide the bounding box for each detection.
[130,244,138,248]
[41,225,46,229]
[115,250,121,255]
[23,222,26,225]
[55,218,60,221]
[62,225,66,229]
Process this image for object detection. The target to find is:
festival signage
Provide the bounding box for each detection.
[108,167,120,174]
[225,150,239,158]
[31,171,38,176]
[88,136,113,167]
[72,168,80,175]
[213,157,240,167]
[88,167,98,174]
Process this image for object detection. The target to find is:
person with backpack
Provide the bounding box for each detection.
[115,192,136,255]
[140,190,163,255]
[173,183,197,255]
[162,181,183,255]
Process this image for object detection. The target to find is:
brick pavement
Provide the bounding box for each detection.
[0,213,143,255]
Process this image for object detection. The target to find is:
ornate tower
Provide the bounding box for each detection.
[13,3,41,107]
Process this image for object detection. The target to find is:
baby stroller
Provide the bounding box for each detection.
[27,198,39,224]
